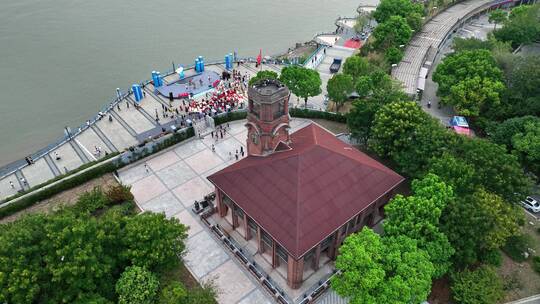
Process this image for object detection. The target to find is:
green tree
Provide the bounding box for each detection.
[391,117,453,177]
[448,75,505,117]
[488,115,540,148]
[354,14,369,34]
[428,153,476,196]
[433,50,505,117]
[452,37,496,52]
[373,0,424,30]
[450,266,504,304]
[115,266,159,304]
[384,46,404,64]
[248,70,278,86]
[347,99,380,146]
[343,56,371,79]
[373,16,413,50]
[279,65,322,108]
[0,215,48,304]
[122,212,188,272]
[384,174,455,278]
[160,281,188,304]
[488,9,507,30]
[43,212,116,303]
[512,120,540,176]
[453,137,531,202]
[494,4,540,48]
[355,75,372,97]
[369,101,432,158]
[441,189,522,266]
[332,229,434,304]
[327,74,354,111]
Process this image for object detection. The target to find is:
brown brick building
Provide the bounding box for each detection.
[208,79,404,289]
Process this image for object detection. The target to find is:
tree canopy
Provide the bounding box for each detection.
[332,229,434,304]
[373,16,413,50]
[327,74,354,111]
[279,65,321,107]
[248,70,278,86]
[343,56,371,80]
[368,101,433,158]
[0,188,189,304]
[433,49,505,117]
[116,266,159,304]
[488,9,507,29]
[441,188,522,266]
[450,266,504,304]
[384,174,455,278]
[493,4,540,48]
[373,0,424,31]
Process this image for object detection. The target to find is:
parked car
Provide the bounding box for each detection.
[330,57,343,73]
[520,196,540,213]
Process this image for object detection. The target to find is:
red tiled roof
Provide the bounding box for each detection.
[208,123,404,259]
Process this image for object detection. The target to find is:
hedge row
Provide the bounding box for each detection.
[2,152,120,204]
[289,108,347,123]
[0,161,119,218]
[214,111,248,126]
[213,108,347,125]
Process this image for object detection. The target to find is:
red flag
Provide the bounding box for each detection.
[256,49,262,67]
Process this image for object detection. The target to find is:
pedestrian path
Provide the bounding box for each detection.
[392,0,493,96]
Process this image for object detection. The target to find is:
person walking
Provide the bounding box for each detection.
[144,162,149,173]
[211,144,215,152]
[9,181,14,189]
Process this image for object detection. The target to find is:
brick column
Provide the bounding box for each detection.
[287,255,304,289]
[313,244,321,271]
[328,226,344,260]
[232,206,239,229]
[272,241,279,268]
[243,213,251,240]
[257,226,264,254]
[216,189,227,217]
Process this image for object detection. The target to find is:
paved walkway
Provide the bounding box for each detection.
[118,118,313,304]
[419,13,494,125]
[392,0,493,96]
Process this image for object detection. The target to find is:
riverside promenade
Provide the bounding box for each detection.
[0,62,265,201]
[0,14,363,203]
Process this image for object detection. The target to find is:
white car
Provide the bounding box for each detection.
[520,196,540,213]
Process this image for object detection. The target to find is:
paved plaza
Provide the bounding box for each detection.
[118,118,315,304]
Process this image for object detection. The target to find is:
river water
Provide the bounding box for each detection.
[0,0,366,167]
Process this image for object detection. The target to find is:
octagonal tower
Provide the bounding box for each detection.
[246,79,291,157]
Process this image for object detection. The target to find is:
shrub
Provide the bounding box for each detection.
[502,271,522,291]
[213,111,248,125]
[480,249,502,267]
[451,266,504,304]
[160,281,188,304]
[503,234,533,262]
[537,227,540,235]
[73,187,111,214]
[115,266,159,304]
[106,184,133,204]
[533,256,540,274]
